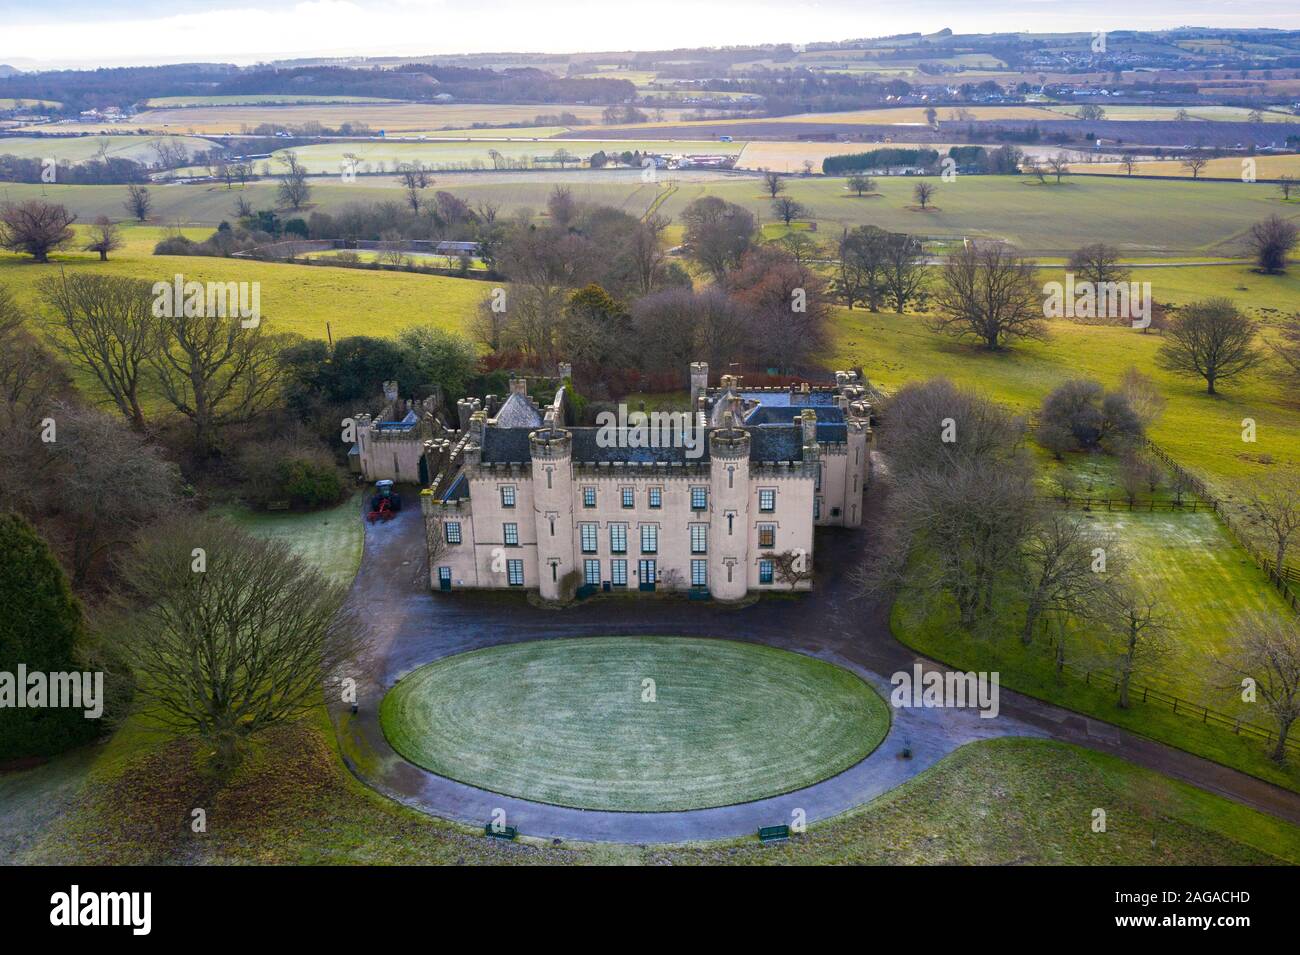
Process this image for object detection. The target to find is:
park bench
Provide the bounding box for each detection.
[484,823,518,841]
[757,824,790,844]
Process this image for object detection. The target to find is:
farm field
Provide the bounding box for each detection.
[0,133,218,164]
[0,243,484,343]
[828,308,1298,497]
[657,174,1292,257]
[1072,155,1300,179]
[34,103,699,134]
[609,105,1066,130]
[267,138,744,173]
[380,637,889,812]
[737,140,1111,172]
[144,94,404,107]
[0,178,669,226]
[1042,104,1300,123]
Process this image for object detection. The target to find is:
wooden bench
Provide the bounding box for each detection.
[484,823,518,841]
[757,824,790,844]
[266,500,290,511]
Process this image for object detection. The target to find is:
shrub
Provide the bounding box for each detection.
[236,439,344,509]
[0,513,102,760]
[1038,379,1143,452]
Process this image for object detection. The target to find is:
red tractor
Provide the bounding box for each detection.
[366,480,403,523]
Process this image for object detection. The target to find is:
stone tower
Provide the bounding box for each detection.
[689,361,709,407]
[530,416,575,601]
[708,415,751,601]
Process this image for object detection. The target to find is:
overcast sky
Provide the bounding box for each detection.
[2,0,1299,70]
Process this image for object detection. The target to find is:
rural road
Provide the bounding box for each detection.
[333,465,1300,843]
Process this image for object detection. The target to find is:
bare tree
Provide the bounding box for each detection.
[1097,582,1172,709]
[1215,613,1300,761]
[846,174,877,197]
[103,516,362,775]
[1156,297,1263,395]
[1046,153,1071,183]
[1277,175,1296,202]
[771,195,809,226]
[1246,214,1298,274]
[149,314,287,454]
[1245,471,1300,578]
[0,200,76,262]
[778,230,819,265]
[82,216,123,261]
[1121,155,1138,176]
[1180,155,1209,179]
[276,150,312,211]
[124,184,152,222]
[34,402,179,588]
[763,549,814,589]
[913,181,936,209]
[1068,242,1129,287]
[881,231,926,313]
[761,168,786,199]
[396,161,431,213]
[1119,366,1166,430]
[1020,512,1115,645]
[930,242,1046,350]
[680,196,755,281]
[39,272,158,430]
[1023,158,1046,183]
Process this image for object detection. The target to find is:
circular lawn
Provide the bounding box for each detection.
[379,636,889,812]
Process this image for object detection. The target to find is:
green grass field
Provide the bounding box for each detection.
[0,234,485,343]
[648,738,1300,865]
[380,636,889,811]
[891,508,1300,791]
[270,138,744,173]
[213,492,364,587]
[0,134,219,165]
[830,311,1299,497]
[144,95,404,107]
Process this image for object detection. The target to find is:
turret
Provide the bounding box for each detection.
[530,414,575,600]
[689,361,709,406]
[709,414,751,601]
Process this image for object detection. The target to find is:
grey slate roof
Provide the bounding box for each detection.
[477,424,808,464]
[493,392,543,429]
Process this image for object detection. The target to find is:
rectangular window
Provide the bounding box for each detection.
[648,487,662,509]
[507,559,524,586]
[690,486,708,511]
[444,522,462,544]
[759,489,776,512]
[815,466,822,491]
[610,523,627,554]
[582,487,597,508]
[500,485,516,508]
[759,560,774,584]
[758,524,776,548]
[580,523,598,553]
[691,559,708,587]
[640,525,658,554]
[611,559,628,586]
[690,524,708,554]
[621,487,634,508]
[814,497,821,520]
[584,559,601,585]
[503,522,519,546]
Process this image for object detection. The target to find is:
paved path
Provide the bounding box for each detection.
[333,484,1300,843]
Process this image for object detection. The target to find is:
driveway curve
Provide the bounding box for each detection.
[333,480,1300,843]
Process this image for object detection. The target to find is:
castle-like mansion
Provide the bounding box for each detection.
[404,363,873,601]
